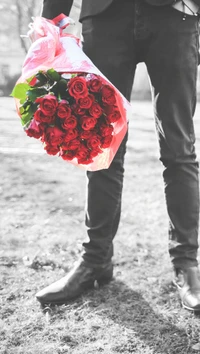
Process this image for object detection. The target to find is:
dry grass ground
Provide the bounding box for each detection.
[1,98,200,353]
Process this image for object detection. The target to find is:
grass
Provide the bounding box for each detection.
[1,99,200,353]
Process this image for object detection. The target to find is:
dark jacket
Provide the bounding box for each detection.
[42,0,200,22]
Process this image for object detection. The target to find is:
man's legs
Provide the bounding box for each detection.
[145,6,200,309]
[81,0,136,265]
[83,138,128,265]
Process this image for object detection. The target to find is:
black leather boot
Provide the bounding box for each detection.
[36,260,113,306]
[173,266,200,311]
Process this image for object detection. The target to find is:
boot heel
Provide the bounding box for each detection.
[96,263,113,285]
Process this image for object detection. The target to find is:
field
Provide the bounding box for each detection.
[1,97,200,353]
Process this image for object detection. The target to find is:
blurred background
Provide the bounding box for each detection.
[0,0,200,100]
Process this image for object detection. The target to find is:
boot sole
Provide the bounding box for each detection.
[172,280,200,312]
[37,270,113,307]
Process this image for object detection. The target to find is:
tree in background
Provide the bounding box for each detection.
[15,0,42,52]
[0,0,83,53]
[0,0,42,53]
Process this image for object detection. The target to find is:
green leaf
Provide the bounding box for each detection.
[10,83,30,100]
[47,68,61,82]
[50,83,59,97]
[50,79,68,99]
[20,98,27,105]
[30,102,38,114]
[26,88,48,102]
[19,106,25,114]
[20,102,37,127]
[22,100,32,109]
[21,111,33,127]
[35,72,48,85]
[58,79,67,91]
[23,121,32,130]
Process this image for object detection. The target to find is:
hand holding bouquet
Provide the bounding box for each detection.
[12,14,132,170]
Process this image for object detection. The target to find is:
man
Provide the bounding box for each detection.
[36,0,200,311]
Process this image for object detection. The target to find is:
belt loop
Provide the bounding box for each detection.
[182,1,187,20]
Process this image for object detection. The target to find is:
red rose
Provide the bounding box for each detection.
[78,156,94,165]
[89,103,102,119]
[61,116,77,130]
[45,126,65,146]
[38,122,46,132]
[90,147,103,158]
[57,100,71,119]
[61,138,80,150]
[101,85,115,98]
[103,104,115,115]
[107,109,121,123]
[81,116,97,131]
[64,129,79,142]
[72,104,86,116]
[99,124,114,137]
[36,94,58,115]
[101,85,116,105]
[68,76,88,99]
[101,135,113,148]
[78,94,94,109]
[26,119,44,139]
[79,130,94,140]
[44,143,60,155]
[60,150,77,161]
[87,134,101,150]
[76,144,90,159]
[87,75,102,92]
[76,144,94,164]
[34,108,55,124]
[102,95,116,105]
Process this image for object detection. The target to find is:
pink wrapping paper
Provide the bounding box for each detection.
[14,14,132,171]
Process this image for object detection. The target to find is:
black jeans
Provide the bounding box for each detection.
[81,0,200,269]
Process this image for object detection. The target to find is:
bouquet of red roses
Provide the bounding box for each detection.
[12,14,131,170]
